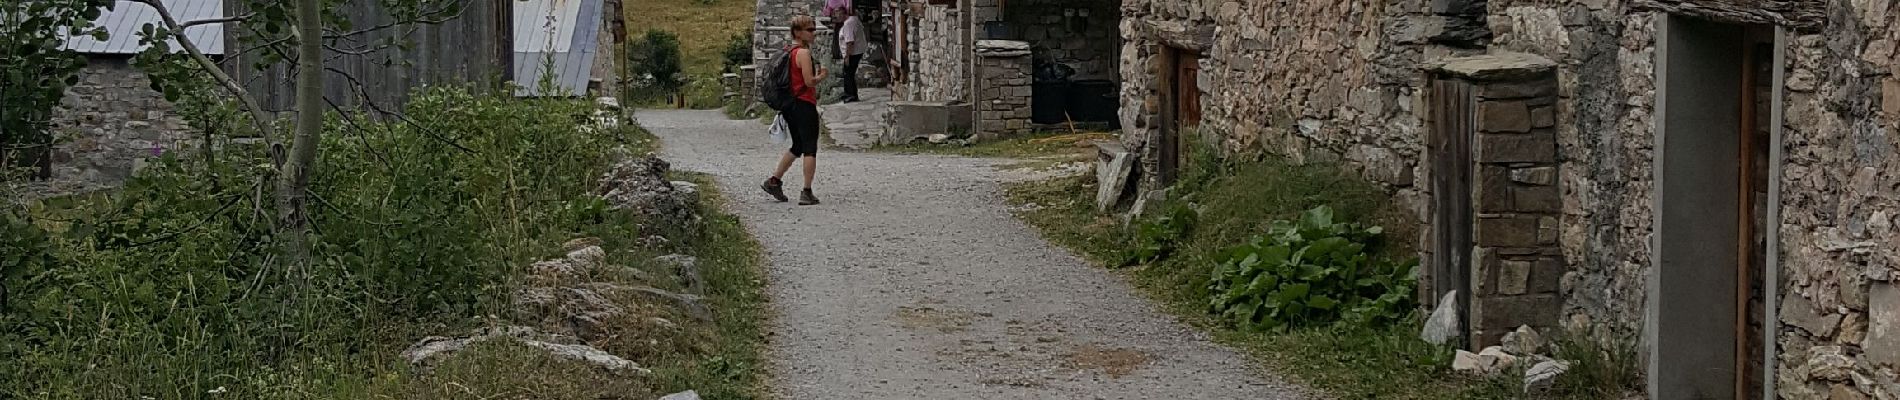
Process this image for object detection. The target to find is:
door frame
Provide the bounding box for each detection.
[1647,15,1786,400]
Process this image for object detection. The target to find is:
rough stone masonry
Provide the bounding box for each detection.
[1118,0,1900,397]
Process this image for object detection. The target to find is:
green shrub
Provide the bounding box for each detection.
[721,32,752,73]
[1120,202,1196,267]
[1206,206,1418,331]
[1,87,652,398]
[631,30,686,97]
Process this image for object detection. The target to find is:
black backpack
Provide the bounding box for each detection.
[760,46,797,111]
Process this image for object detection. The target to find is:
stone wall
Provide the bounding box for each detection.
[898,2,968,102]
[43,57,196,195]
[974,40,1032,138]
[1121,0,1900,396]
[1431,54,1565,348]
[754,0,892,88]
[1001,0,1119,81]
[1768,0,1900,396]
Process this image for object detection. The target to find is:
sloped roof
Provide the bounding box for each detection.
[514,0,602,97]
[62,0,225,55]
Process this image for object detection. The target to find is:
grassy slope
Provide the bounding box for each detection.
[999,150,1638,399]
[363,136,770,398]
[625,0,754,77]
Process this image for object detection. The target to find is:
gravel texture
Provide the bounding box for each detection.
[639,109,1308,400]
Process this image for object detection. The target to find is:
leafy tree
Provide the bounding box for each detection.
[0,0,115,180]
[632,29,685,95]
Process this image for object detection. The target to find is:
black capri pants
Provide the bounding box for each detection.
[783,101,821,157]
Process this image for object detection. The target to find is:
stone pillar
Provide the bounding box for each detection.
[1430,53,1562,348]
[739,65,758,109]
[974,40,1032,139]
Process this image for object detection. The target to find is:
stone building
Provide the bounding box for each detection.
[36,0,222,195]
[875,0,1124,142]
[1109,0,1900,398]
[751,0,892,90]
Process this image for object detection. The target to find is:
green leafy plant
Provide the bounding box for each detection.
[721,31,752,73]
[1119,202,1196,267]
[631,29,686,97]
[1207,206,1418,331]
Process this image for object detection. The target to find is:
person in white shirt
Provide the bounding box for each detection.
[837,8,866,103]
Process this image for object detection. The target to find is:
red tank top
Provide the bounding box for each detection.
[789,47,818,104]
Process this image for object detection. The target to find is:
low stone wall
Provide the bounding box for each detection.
[974,40,1032,138]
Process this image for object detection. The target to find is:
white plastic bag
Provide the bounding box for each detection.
[768,114,789,143]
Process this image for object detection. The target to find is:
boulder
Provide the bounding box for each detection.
[597,155,700,232]
[1478,346,1520,371]
[1523,359,1571,393]
[659,390,702,400]
[1421,291,1461,345]
[655,254,705,294]
[1501,325,1543,356]
[400,326,649,375]
[1452,349,1484,373]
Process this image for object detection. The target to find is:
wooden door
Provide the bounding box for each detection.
[1428,78,1474,348]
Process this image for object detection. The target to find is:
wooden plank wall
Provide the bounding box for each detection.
[225,0,514,116]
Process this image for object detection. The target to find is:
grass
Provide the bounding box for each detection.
[876,130,1111,158]
[624,0,753,110]
[624,0,753,77]
[642,171,771,399]
[999,144,1639,399]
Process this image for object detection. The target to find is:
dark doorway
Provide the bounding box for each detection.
[1652,15,1775,400]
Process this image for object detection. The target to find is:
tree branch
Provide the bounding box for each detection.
[132,0,275,145]
[179,12,253,29]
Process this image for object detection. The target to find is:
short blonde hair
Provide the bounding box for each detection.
[790,15,816,32]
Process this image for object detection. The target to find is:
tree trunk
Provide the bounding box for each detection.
[276,0,324,269]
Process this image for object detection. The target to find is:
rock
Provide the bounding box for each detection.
[669,180,701,199]
[928,133,951,144]
[659,390,702,400]
[518,340,649,374]
[1479,346,1520,371]
[656,254,705,294]
[528,259,587,284]
[1783,293,1844,338]
[1806,346,1856,381]
[1095,141,1136,213]
[1501,325,1544,356]
[594,283,712,321]
[567,246,608,270]
[1452,349,1485,373]
[562,237,604,252]
[1422,290,1461,345]
[401,326,648,375]
[513,286,626,341]
[1523,359,1571,393]
[595,97,622,110]
[597,155,699,232]
[1868,283,1900,367]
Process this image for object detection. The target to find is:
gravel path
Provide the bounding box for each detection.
[639,109,1308,400]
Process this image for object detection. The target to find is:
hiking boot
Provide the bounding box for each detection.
[762,177,788,202]
[798,188,820,205]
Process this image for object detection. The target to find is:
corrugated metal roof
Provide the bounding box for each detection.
[514,0,602,97]
[514,0,584,53]
[62,0,225,55]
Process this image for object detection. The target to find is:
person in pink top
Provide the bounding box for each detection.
[762,15,828,206]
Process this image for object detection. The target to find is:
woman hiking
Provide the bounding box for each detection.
[762,15,827,206]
